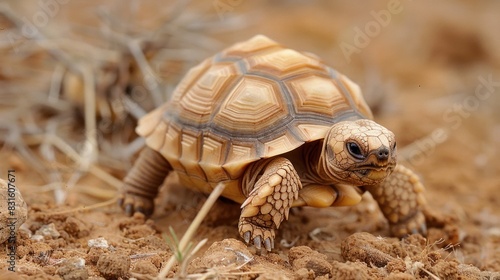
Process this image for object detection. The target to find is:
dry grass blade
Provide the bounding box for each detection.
[157,182,226,279]
[39,126,66,204]
[127,39,164,105]
[45,198,117,215]
[178,238,208,277]
[24,134,122,190]
[122,94,147,120]
[420,267,441,280]
[48,64,65,102]
[189,259,261,280]
[81,65,98,168]
[9,138,51,182]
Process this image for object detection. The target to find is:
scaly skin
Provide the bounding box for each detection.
[366,164,427,237]
[239,157,302,251]
[118,146,171,216]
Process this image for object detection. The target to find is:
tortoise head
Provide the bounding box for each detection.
[320,119,397,186]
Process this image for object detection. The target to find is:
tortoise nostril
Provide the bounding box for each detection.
[376,147,390,160]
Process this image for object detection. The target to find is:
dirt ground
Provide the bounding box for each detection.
[1,1,500,279]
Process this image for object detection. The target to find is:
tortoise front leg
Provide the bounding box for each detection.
[118,146,172,216]
[239,157,302,251]
[367,164,427,237]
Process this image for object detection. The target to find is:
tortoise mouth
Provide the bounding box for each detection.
[353,163,391,171]
[352,162,395,178]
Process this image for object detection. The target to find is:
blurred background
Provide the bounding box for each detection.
[0,0,499,272]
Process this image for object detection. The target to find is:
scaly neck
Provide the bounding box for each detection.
[303,141,342,185]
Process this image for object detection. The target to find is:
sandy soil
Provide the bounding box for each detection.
[1,1,500,279]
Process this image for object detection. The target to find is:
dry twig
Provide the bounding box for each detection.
[157,183,226,279]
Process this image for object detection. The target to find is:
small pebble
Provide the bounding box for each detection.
[56,257,88,280]
[72,257,86,268]
[35,223,61,239]
[88,237,109,249]
[31,234,44,242]
[0,178,28,244]
[97,252,130,279]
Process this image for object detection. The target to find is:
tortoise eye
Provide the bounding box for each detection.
[347,142,365,160]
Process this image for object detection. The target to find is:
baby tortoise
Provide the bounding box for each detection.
[119,35,427,251]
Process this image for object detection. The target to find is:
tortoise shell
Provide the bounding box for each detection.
[136,35,373,202]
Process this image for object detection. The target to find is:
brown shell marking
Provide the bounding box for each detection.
[136,35,373,187]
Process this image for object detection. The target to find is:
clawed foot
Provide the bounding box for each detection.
[237,157,301,251]
[390,211,427,238]
[117,191,155,217]
[239,219,275,251]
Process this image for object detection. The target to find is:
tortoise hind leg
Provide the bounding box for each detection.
[239,157,302,251]
[118,146,172,216]
[367,164,427,237]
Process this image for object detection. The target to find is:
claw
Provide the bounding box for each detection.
[243,231,251,244]
[264,238,272,251]
[271,237,275,249]
[254,236,262,250]
[117,197,124,206]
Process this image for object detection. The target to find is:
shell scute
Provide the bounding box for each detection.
[178,63,241,124]
[199,133,230,182]
[285,73,351,118]
[158,122,184,173]
[247,48,325,78]
[171,58,212,104]
[213,75,286,134]
[178,128,206,181]
[262,130,304,158]
[223,142,260,179]
[221,34,279,59]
